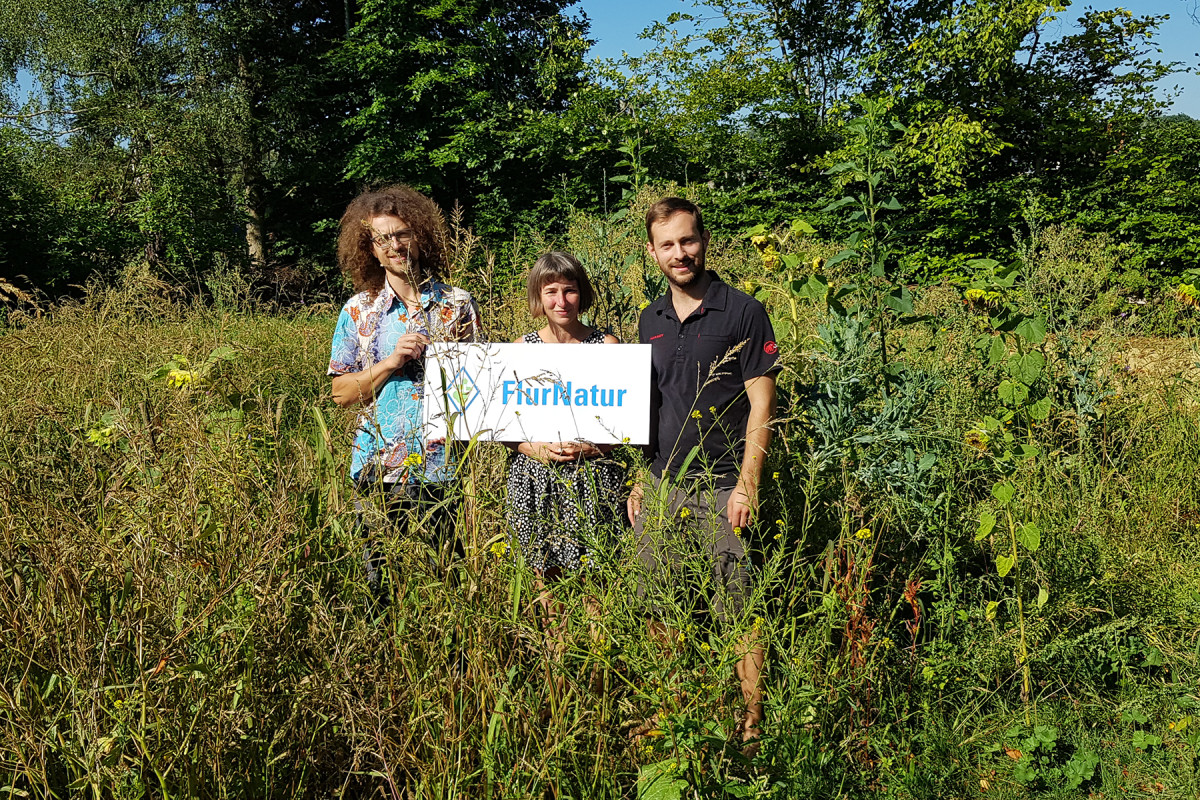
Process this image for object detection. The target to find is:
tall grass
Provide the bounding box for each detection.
[1,216,1199,798]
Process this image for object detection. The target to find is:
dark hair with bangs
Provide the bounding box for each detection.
[526,251,595,317]
[337,185,449,299]
[645,197,705,243]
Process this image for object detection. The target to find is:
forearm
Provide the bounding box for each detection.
[330,357,399,408]
[737,375,777,493]
[737,416,772,493]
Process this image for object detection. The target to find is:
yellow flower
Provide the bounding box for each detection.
[708,406,716,414]
[622,436,630,444]
[772,471,779,480]
[489,540,509,559]
[167,369,196,388]
[773,532,783,541]
[691,410,702,419]
[855,527,872,540]
[638,300,651,311]
[812,257,822,270]
[964,429,990,451]
[733,526,742,536]
[401,452,424,468]
[678,507,691,519]
[775,518,784,526]
[698,641,711,651]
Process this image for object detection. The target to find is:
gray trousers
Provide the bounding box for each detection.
[633,481,753,624]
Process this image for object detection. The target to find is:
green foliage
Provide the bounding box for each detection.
[338,0,593,237]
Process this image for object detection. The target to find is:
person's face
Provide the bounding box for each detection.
[646,211,709,289]
[539,279,581,325]
[369,214,420,281]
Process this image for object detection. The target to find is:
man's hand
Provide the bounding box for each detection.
[727,479,757,531]
[627,482,644,526]
[386,332,430,370]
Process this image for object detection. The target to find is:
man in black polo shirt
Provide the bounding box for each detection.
[627,196,778,747]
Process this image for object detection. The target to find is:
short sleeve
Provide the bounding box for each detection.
[462,297,482,343]
[328,305,361,376]
[737,302,779,381]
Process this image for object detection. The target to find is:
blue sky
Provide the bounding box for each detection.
[578,0,1200,117]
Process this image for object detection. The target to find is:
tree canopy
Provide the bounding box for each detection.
[0,0,1195,295]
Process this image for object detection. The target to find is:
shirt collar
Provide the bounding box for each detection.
[653,272,727,319]
[379,279,445,311]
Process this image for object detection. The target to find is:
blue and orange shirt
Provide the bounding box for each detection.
[328,280,481,483]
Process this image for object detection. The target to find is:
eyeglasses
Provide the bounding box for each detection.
[371,229,414,247]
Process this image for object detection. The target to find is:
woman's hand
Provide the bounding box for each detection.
[519,441,598,464]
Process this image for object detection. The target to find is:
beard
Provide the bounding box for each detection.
[660,256,704,288]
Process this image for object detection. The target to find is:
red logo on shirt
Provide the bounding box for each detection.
[764,341,778,355]
[650,334,664,340]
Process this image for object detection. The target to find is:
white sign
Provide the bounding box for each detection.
[423,342,651,444]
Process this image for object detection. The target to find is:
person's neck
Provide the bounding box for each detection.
[541,318,592,343]
[386,271,424,310]
[670,270,712,317]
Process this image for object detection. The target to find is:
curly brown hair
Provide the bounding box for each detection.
[337,186,449,298]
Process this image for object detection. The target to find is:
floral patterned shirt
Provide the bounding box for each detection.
[328,280,481,483]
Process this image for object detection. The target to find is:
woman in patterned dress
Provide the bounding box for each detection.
[504,252,625,598]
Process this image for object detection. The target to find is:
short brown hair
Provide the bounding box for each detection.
[526,251,595,317]
[645,197,705,243]
[337,185,449,299]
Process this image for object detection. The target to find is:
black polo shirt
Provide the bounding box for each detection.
[638,275,778,489]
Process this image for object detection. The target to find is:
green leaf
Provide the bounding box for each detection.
[820,195,857,212]
[995,554,1014,577]
[797,274,829,304]
[985,601,999,620]
[1028,396,1052,420]
[967,258,1000,271]
[1037,585,1049,608]
[1017,522,1041,552]
[1015,316,1047,344]
[1014,351,1045,384]
[825,248,859,268]
[790,218,817,235]
[1131,730,1161,751]
[998,380,1029,405]
[637,761,688,800]
[207,345,237,363]
[991,482,1015,506]
[883,285,914,315]
[976,511,996,541]
[987,335,1006,366]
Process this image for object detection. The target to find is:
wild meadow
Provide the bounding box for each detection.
[3,173,1200,799]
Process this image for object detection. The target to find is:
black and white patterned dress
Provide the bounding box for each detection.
[505,330,626,572]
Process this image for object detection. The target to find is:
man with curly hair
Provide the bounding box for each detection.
[328,186,481,602]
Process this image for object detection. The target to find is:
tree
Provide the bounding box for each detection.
[0,0,354,290]
[337,0,593,236]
